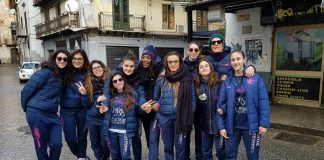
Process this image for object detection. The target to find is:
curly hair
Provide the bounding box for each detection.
[47,49,70,78]
[85,60,110,102]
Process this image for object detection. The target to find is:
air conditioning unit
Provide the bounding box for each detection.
[176,25,184,33]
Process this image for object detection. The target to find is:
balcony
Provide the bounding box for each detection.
[99,12,145,32]
[35,12,79,38]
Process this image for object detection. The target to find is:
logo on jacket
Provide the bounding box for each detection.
[199,93,207,101]
[247,77,256,85]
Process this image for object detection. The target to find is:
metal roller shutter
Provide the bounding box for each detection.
[106,46,139,70]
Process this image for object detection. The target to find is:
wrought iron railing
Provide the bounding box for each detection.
[35,12,79,37]
[99,12,145,31]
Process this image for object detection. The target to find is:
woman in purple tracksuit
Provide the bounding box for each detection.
[217,50,270,160]
[21,49,69,160]
[102,71,145,160]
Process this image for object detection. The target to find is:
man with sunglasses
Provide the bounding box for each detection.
[206,33,255,81]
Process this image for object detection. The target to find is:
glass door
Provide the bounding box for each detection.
[113,0,129,30]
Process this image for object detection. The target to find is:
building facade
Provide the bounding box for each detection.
[186,0,324,108]
[0,0,18,64]
[27,0,191,69]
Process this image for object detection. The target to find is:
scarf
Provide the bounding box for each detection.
[92,77,104,94]
[165,66,194,134]
[184,56,200,72]
[117,67,139,86]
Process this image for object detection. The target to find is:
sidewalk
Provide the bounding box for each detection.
[270,103,324,137]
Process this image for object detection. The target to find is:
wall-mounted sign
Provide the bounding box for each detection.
[261,0,324,25]
[237,13,250,22]
[274,76,320,101]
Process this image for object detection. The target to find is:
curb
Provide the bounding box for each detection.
[270,122,324,138]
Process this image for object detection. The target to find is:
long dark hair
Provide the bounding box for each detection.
[109,72,134,113]
[85,60,110,102]
[47,49,70,78]
[194,58,220,94]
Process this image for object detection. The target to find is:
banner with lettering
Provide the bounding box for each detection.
[261,0,324,25]
[274,76,320,101]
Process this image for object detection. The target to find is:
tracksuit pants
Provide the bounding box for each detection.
[61,110,88,159]
[148,115,160,160]
[201,130,225,160]
[88,123,110,160]
[225,128,260,160]
[185,112,203,160]
[109,131,132,160]
[131,129,142,160]
[26,109,62,160]
[159,115,188,160]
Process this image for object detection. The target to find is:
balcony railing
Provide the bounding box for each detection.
[99,12,145,31]
[35,12,79,38]
[193,21,225,32]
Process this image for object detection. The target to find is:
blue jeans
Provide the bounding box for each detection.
[201,130,225,160]
[225,129,260,160]
[159,115,188,160]
[26,110,62,160]
[61,111,88,158]
[109,131,131,160]
[148,115,160,160]
[88,123,110,160]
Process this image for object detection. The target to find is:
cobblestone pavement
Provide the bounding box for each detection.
[1,64,324,160]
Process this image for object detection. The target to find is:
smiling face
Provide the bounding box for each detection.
[187,43,200,61]
[198,60,211,78]
[72,53,84,69]
[167,55,180,73]
[92,62,103,77]
[121,60,135,75]
[55,53,68,69]
[141,55,152,68]
[112,74,124,92]
[210,38,224,53]
[230,51,245,74]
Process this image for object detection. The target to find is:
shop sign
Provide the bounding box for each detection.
[261,0,324,25]
[274,76,320,101]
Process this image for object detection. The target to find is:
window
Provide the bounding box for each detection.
[196,10,208,31]
[114,0,129,22]
[275,28,324,71]
[162,4,174,30]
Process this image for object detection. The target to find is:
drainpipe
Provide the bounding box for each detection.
[187,10,193,43]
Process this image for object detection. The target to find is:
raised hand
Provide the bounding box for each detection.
[141,100,155,113]
[75,81,86,95]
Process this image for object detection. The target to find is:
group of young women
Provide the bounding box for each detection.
[21,33,270,160]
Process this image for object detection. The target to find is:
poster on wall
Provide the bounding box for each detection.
[244,37,270,71]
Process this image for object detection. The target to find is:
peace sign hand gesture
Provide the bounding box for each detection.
[75,81,87,95]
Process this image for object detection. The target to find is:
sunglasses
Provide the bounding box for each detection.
[189,48,199,53]
[56,57,67,62]
[211,40,223,45]
[112,78,123,84]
